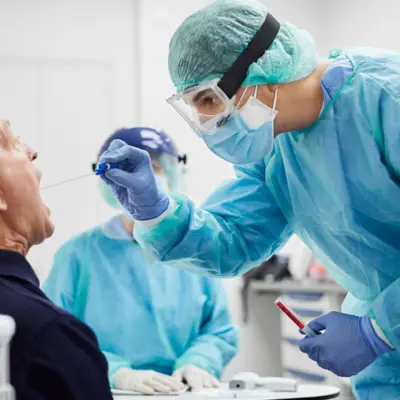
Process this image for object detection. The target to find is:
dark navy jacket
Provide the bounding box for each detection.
[0,250,113,400]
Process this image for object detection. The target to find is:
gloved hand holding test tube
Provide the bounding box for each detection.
[274,297,319,337]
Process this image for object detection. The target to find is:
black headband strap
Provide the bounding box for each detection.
[217,13,280,99]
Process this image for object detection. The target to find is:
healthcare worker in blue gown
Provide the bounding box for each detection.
[97,1,400,399]
[43,127,238,395]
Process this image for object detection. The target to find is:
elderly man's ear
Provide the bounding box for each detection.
[0,191,8,211]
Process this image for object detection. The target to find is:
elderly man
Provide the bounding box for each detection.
[0,121,113,399]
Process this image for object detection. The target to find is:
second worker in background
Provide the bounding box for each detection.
[43,127,239,394]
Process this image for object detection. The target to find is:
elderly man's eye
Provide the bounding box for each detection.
[14,137,29,155]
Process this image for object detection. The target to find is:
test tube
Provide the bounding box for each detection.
[274,297,317,337]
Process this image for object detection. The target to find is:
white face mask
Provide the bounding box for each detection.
[202,86,279,165]
[237,86,278,130]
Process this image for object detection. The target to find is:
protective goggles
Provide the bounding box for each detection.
[167,79,235,136]
[167,13,280,136]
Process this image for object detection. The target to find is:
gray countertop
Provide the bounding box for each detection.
[249,280,347,295]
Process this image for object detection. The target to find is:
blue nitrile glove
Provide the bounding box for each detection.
[299,312,393,377]
[98,139,169,221]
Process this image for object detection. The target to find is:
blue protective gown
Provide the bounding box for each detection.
[135,48,400,399]
[43,216,238,385]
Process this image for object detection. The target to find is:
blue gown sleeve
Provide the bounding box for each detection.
[377,80,400,180]
[102,352,131,385]
[174,279,239,378]
[367,85,400,349]
[135,161,292,276]
[42,240,80,314]
[368,278,400,350]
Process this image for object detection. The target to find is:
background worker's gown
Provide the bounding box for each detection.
[43,216,238,385]
[135,50,400,399]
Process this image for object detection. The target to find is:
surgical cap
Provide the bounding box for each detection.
[97,127,177,160]
[168,0,318,92]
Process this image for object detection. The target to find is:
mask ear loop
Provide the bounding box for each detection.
[272,88,278,112]
[237,85,259,110]
[236,86,250,109]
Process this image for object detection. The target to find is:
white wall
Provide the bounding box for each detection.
[0,0,139,280]
[319,0,400,54]
[138,0,229,207]
[137,0,324,378]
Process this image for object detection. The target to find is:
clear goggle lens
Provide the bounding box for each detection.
[167,79,234,136]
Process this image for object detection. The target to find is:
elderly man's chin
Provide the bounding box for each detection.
[43,205,55,239]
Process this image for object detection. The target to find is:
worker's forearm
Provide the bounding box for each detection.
[137,198,177,227]
[371,319,394,348]
[134,195,250,276]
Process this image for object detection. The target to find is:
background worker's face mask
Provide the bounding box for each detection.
[202,86,278,164]
[99,180,120,209]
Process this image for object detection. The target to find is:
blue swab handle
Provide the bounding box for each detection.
[95,163,118,175]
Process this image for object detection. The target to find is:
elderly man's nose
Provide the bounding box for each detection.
[22,143,38,161]
[30,150,39,162]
